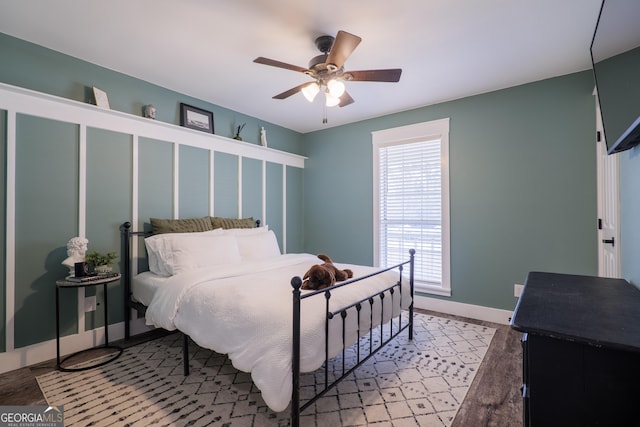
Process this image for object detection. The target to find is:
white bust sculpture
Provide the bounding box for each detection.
[62,236,89,275]
[144,104,156,119]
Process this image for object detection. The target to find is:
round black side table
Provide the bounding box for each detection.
[55,274,123,372]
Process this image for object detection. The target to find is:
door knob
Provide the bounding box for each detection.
[602,237,615,246]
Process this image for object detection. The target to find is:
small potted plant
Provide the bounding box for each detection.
[84,251,118,274]
[233,123,246,141]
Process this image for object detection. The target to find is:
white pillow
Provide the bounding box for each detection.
[223,225,269,236]
[145,229,224,276]
[235,230,281,261]
[167,234,241,275]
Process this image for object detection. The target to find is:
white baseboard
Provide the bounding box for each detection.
[0,317,151,374]
[1,299,512,375]
[414,294,513,325]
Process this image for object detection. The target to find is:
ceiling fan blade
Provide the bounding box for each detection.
[273,83,309,100]
[326,31,362,70]
[339,91,355,107]
[346,69,402,82]
[254,57,308,73]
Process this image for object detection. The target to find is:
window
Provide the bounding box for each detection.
[372,118,450,296]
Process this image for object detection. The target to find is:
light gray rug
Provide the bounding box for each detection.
[37,313,495,426]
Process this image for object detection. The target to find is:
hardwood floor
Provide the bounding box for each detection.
[0,310,523,425]
[444,311,523,427]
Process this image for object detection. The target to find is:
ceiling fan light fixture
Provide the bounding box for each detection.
[325,91,340,107]
[254,30,402,123]
[301,82,320,102]
[327,79,345,98]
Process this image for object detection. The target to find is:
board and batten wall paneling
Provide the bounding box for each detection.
[15,115,79,348]
[179,145,210,219]
[241,157,263,223]
[0,83,305,373]
[86,127,132,329]
[266,162,284,251]
[286,165,304,254]
[214,152,239,219]
[138,137,174,230]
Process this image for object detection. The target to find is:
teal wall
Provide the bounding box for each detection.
[286,165,304,253]
[213,152,239,218]
[242,157,263,221]
[15,116,79,347]
[302,72,598,311]
[0,32,304,155]
[85,128,133,330]
[266,162,284,248]
[179,145,210,218]
[0,29,607,353]
[0,33,305,352]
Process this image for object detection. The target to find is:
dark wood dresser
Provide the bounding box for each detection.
[510,271,640,426]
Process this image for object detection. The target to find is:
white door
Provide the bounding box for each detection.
[595,93,620,278]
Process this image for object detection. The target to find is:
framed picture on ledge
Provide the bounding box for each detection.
[180,103,214,134]
[92,86,110,109]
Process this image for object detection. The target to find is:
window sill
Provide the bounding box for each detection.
[414,282,451,297]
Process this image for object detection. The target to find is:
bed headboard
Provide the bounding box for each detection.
[121,216,262,274]
[120,217,261,339]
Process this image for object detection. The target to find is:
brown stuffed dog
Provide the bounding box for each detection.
[302,254,354,290]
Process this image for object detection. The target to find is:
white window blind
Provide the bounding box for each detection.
[373,118,450,296]
[378,139,442,284]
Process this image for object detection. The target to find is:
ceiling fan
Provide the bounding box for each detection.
[254,30,402,122]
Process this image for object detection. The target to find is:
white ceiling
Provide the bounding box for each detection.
[0,0,603,133]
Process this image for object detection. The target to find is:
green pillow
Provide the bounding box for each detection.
[210,216,255,229]
[150,217,214,234]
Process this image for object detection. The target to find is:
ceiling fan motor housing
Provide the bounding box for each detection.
[315,35,335,53]
[307,35,340,76]
[307,54,340,76]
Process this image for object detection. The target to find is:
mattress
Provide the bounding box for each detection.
[131,271,169,306]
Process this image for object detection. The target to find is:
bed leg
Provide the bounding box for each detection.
[409,249,415,340]
[122,221,132,340]
[291,276,302,427]
[124,307,130,340]
[183,333,190,376]
[409,304,414,340]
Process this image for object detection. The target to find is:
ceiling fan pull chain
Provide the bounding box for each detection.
[323,104,328,124]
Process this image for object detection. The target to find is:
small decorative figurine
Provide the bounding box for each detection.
[144,104,157,119]
[62,237,89,275]
[260,126,268,147]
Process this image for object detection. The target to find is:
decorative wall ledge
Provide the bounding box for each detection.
[0,82,306,168]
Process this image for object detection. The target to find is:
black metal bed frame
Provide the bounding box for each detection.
[121,221,192,376]
[290,250,414,426]
[121,221,414,427]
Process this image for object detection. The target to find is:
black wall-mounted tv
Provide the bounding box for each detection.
[591,0,640,154]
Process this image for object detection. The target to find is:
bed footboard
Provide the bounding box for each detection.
[290,249,415,427]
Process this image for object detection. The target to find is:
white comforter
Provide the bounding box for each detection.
[144,253,411,412]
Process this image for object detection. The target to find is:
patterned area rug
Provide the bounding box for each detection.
[37,313,495,426]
